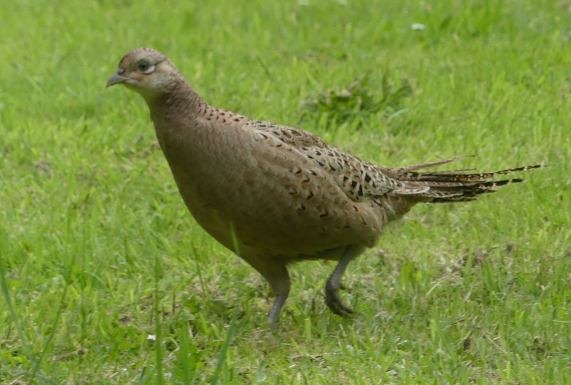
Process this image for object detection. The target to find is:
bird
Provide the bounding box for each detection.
[107,48,539,325]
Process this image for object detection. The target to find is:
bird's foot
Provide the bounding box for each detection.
[325,281,353,316]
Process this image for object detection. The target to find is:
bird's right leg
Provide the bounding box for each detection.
[325,246,358,316]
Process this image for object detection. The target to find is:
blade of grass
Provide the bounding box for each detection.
[0,253,54,384]
[211,306,239,385]
[29,277,70,383]
[176,323,194,384]
[154,253,164,385]
[29,210,77,384]
[210,223,241,385]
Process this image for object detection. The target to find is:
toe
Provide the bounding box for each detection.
[325,289,353,316]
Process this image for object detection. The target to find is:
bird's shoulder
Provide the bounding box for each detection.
[243,118,327,148]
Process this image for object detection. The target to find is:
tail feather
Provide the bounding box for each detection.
[389,159,541,203]
[398,164,541,183]
[396,157,459,172]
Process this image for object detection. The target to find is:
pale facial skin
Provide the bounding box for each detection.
[107,49,182,100]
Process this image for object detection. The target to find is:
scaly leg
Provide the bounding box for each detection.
[268,292,289,325]
[249,262,291,326]
[325,246,358,316]
[267,265,291,326]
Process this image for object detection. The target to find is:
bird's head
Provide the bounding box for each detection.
[107,48,181,99]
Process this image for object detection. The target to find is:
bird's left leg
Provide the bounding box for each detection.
[255,263,291,326]
[325,246,360,316]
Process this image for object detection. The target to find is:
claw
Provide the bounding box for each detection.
[325,281,353,316]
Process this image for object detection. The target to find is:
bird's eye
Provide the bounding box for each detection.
[136,60,155,74]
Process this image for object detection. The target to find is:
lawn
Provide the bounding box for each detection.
[1,0,570,384]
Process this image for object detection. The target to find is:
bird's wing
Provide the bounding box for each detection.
[245,121,426,201]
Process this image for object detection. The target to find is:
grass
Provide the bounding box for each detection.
[1,0,570,383]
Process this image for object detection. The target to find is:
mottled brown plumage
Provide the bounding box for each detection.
[107,48,539,324]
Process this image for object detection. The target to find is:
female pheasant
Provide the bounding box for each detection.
[107,48,539,324]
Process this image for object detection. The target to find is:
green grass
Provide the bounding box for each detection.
[1,0,570,383]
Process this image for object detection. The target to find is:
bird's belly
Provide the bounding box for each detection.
[172,165,385,259]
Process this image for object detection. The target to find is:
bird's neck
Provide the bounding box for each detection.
[145,80,207,166]
[146,80,202,121]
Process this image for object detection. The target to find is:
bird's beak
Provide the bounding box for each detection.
[106,72,128,87]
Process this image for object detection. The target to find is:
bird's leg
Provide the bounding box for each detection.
[325,246,357,316]
[252,263,291,326]
[269,293,289,325]
[267,268,290,326]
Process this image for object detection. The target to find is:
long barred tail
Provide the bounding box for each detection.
[389,159,542,203]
